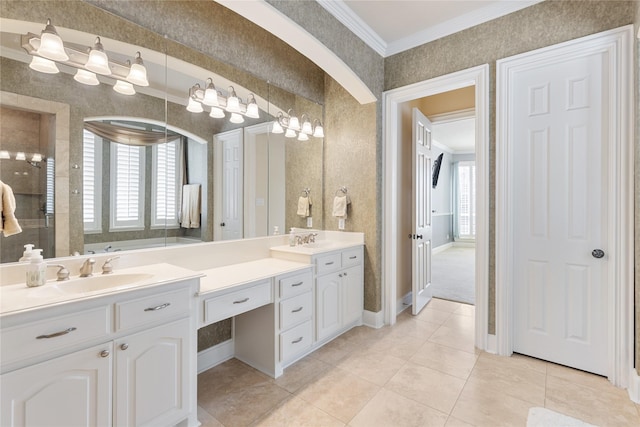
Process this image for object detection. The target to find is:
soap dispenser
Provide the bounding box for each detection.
[19,244,35,262]
[26,249,46,287]
[289,228,296,246]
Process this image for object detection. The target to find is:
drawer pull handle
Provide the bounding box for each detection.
[291,337,303,344]
[120,343,129,351]
[36,327,77,339]
[291,307,304,313]
[349,256,357,259]
[100,350,110,358]
[144,302,171,312]
[233,298,250,304]
[291,282,304,287]
[325,261,334,266]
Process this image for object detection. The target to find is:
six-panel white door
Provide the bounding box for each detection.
[511,50,608,375]
[214,129,243,240]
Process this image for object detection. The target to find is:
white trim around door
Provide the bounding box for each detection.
[382,64,490,351]
[495,25,633,388]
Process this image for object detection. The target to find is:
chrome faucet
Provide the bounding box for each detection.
[102,256,120,274]
[47,264,70,281]
[104,245,112,252]
[79,258,96,277]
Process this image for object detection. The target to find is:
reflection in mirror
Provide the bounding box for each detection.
[0,6,324,263]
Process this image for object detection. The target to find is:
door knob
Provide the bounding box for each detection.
[592,249,605,259]
[416,235,423,239]
[220,222,225,227]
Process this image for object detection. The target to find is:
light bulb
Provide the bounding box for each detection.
[186,96,203,113]
[74,69,99,85]
[209,107,225,118]
[29,56,60,74]
[85,37,111,75]
[37,19,68,61]
[113,80,136,95]
[126,52,149,86]
[230,113,244,124]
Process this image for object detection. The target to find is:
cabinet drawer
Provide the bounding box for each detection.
[204,280,272,325]
[280,320,312,363]
[1,305,111,366]
[280,291,312,331]
[342,247,363,268]
[279,270,312,299]
[116,287,191,332]
[315,252,341,275]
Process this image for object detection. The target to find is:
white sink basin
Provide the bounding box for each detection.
[52,273,155,294]
[302,241,335,249]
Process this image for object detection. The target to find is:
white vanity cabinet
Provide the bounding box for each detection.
[0,278,199,427]
[314,246,364,343]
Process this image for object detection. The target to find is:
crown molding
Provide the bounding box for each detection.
[385,0,543,56]
[316,0,387,57]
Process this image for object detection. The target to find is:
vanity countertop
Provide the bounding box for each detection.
[198,258,310,295]
[0,263,203,316]
[269,241,363,256]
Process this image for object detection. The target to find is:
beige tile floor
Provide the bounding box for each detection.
[197,298,640,427]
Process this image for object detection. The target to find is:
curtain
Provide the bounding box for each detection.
[84,121,179,146]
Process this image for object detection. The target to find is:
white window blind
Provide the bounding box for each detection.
[45,157,55,215]
[152,139,180,228]
[110,142,145,230]
[457,161,476,239]
[82,129,102,232]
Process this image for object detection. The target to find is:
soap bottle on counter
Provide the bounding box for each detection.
[289,228,296,246]
[26,249,46,287]
[19,244,35,262]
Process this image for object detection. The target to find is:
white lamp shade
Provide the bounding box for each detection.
[29,56,59,74]
[288,116,300,131]
[226,95,241,113]
[113,80,135,95]
[246,102,260,119]
[313,125,325,138]
[31,153,43,162]
[284,128,297,138]
[230,113,244,124]
[37,32,68,61]
[0,150,10,159]
[187,97,204,113]
[126,63,148,86]
[74,69,99,85]
[272,121,284,134]
[301,119,313,134]
[202,88,219,106]
[209,107,225,118]
[297,132,309,141]
[16,152,26,161]
[85,41,111,75]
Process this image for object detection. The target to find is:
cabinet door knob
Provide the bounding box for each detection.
[220,222,226,227]
[99,350,110,358]
[339,273,343,278]
[344,272,348,276]
[592,249,605,258]
[120,343,129,351]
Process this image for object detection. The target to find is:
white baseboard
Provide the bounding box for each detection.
[197,339,234,374]
[628,368,640,403]
[432,242,453,254]
[397,291,412,314]
[362,310,384,328]
[453,241,475,248]
[485,334,497,354]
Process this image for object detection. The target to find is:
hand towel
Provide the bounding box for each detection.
[332,195,349,219]
[297,196,311,218]
[180,184,201,228]
[0,180,22,237]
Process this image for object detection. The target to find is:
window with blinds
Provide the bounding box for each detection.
[82,129,102,233]
[457,161,476,239]
[151,139,180,228]
[110,142,145,230]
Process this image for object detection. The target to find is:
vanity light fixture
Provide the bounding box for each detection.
[85,37,111,75]
[29,56,60,74]
[272,110,324,140]
[31,153,43,163]
[74,69,99,85]
[186,80,260,124]
[113,80,136,95]
[15,152,26,161]
[22,20,150,95]
[36,19,68,62]
[0,150,10,159]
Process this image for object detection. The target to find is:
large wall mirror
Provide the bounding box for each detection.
[0,2,324,263]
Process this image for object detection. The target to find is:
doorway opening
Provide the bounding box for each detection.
[382,64,490,351]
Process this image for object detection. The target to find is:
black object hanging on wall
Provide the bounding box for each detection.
[432,153,444,188]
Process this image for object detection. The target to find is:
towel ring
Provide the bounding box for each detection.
[335,186,347,196]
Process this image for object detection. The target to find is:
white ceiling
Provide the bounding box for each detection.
[432,118,475,153]
[318,0,543,57]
